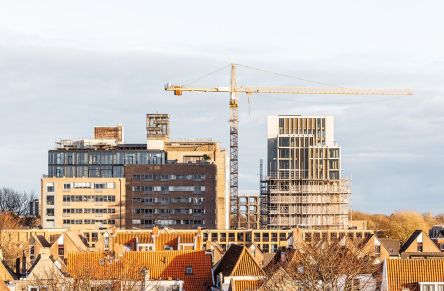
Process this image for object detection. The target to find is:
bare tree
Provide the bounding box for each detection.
[0,187,35,216]
[262,239,380,291]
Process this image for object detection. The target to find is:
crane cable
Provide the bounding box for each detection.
[235,63,344,88]
[180,64,229,86]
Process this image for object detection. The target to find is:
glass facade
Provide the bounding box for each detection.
[48,147,165,178]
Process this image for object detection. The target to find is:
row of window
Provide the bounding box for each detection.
[132,186,205,192]
[63,219,115,225]
[45,182,116,192]
[63,208,116,214]
[49,151,165,166]
[132,174,206,181]
[63,195,116,202]
[133,208,205,215]
[49,165,124,178]
[132,197,205,204]
[132,219,204,226]
[64,182,116,189]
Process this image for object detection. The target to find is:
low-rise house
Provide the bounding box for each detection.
[399,230,443,259]
[68,250,213,291]
[47,230,90,263]
[360,234,400,262]
[213,244,266,291]
[381,258,444,291]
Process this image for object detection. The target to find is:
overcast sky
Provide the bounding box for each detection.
[1,0,443,214]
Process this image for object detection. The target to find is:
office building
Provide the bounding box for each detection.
[262,115,350,229]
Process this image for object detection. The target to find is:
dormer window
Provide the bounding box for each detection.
[185,266,193,275]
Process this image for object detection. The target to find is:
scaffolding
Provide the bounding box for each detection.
[235,194,261,229]
[261,176,351,229]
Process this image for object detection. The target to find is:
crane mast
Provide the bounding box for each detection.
[229,64,239,227]
[165,63,412,229]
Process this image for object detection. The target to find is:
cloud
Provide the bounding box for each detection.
[1,1,444,214]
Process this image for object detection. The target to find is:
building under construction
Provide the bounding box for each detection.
[262,115,350,229]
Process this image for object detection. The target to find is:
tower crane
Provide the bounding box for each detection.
[165,63,412,229]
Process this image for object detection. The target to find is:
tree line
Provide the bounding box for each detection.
[352,210,444,243]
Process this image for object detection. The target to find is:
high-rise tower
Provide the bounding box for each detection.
[263,115,350,229]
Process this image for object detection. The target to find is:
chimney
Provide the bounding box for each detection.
[21,251,26,275]
[279,251,286,264]
[152,226,159,236]
[15,258,20,276]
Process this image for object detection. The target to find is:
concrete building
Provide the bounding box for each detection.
[41,177,126,229]
[263,115,350,229]
[43,114,227,229]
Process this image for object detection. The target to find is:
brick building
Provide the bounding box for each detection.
[125,163,218,229]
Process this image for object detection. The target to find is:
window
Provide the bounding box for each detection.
[417,242,423,252]
[185,266,193,275]
[30,245,35,260]
[46,183,54,192]
[375,245,381,256]
[104,236,109,250]
[58,245,64,257]
[63,183,71,189]
[46,209,54,217]
[46,196,55,205]
[94,183,106,189]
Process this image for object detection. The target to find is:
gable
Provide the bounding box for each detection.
[232,248,265,277]
[27,254,64,281]
[401,230,440,254]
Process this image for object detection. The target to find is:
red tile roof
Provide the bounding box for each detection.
[386,259,444,291]
[67,250,212,291]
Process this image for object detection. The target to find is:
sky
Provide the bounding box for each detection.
[1,0,443,214]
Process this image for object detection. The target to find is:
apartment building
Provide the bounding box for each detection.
[125,163,218,229]
[41,177,126,229]
[263,115,350,229]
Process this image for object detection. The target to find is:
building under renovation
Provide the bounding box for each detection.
[262,115,350,229]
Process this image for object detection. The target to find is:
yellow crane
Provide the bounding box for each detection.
[165,63,412,228]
